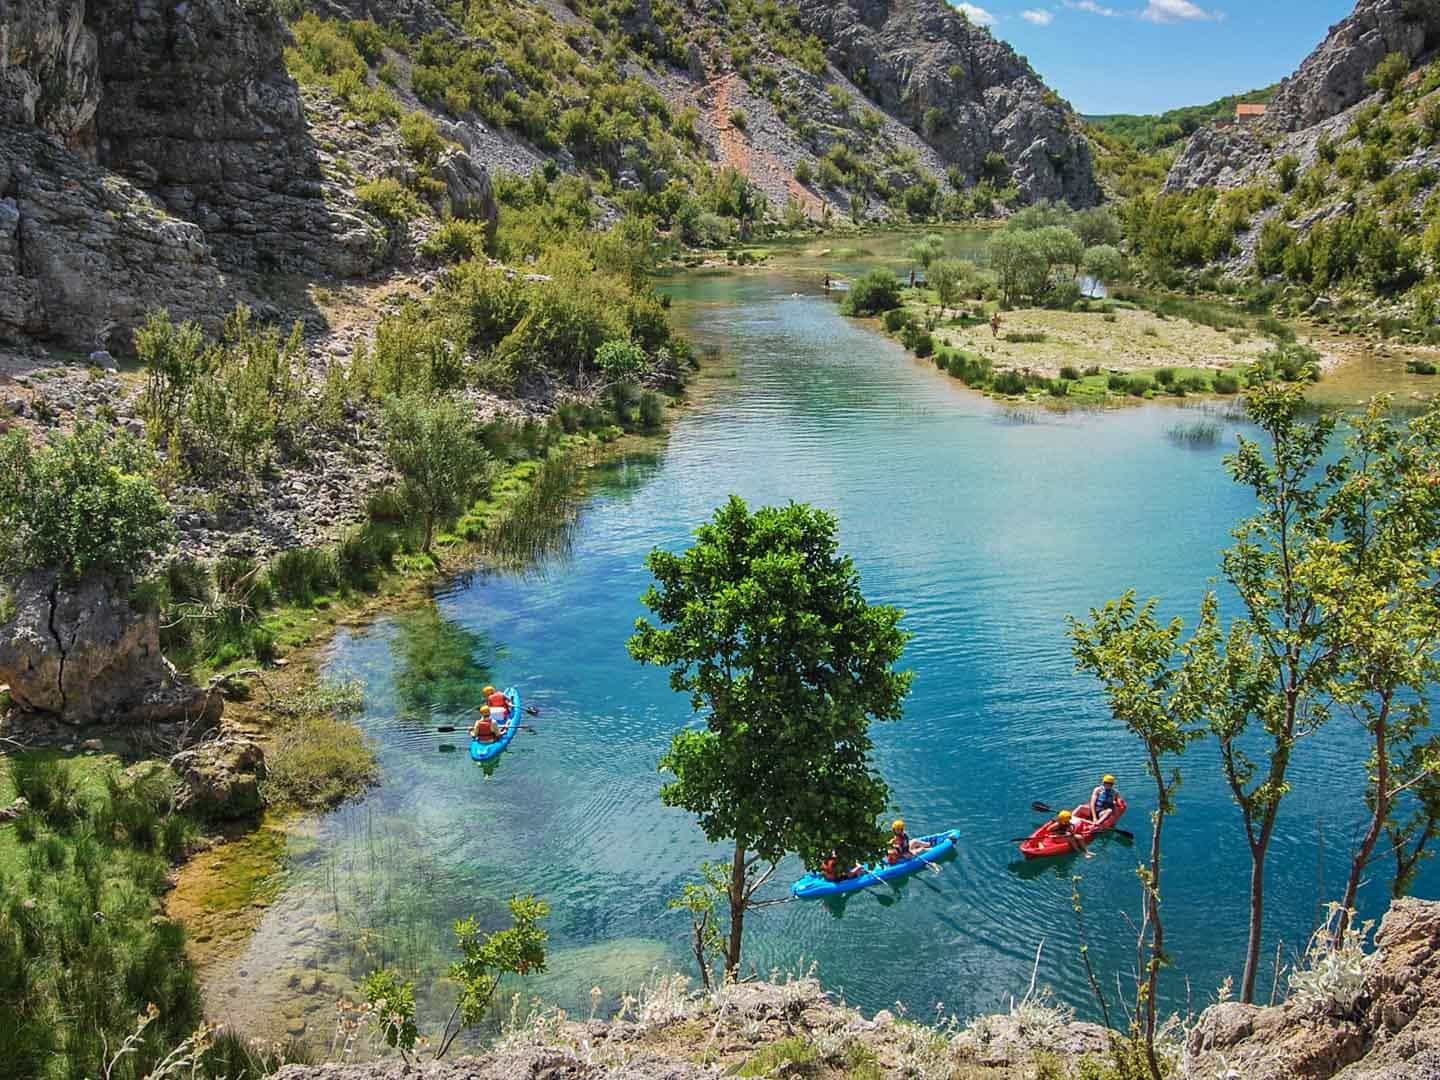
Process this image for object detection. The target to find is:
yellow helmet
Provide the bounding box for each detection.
[893,819,906,833]
[1058,810,1073,823]
[1103,775,1116,785]
[480,705,491,716]
[483,685,496,696]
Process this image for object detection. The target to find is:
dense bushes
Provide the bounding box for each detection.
[0,423,171,581]
[0,756,203,1080]
[842,270,904,316]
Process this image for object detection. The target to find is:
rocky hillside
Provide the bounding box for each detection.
[268,898,1440,1079]
[1166,0,1440,193]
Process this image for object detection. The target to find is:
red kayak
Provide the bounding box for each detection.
[1019,798,1128,860]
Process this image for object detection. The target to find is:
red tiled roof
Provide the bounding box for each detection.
[1236,104,1268,117]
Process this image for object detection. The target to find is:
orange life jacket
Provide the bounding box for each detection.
[474,716,497,741]
[888,833,911,864]
[488,690,510,711]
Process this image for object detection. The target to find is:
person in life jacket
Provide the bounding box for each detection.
[1052,810,1092,858]
[483,684,512,723]
[1073,775,1120,826]
[470,705,501,743]
[887,819,932,864]
[820,853,862,883]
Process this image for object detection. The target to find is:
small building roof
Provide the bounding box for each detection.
[1235,103,1268,117]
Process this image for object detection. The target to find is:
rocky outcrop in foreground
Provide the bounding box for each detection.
[1188,897,1440,1080]
[268,899,1440,1079]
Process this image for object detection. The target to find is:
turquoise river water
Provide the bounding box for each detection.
[199,258,1438,1047]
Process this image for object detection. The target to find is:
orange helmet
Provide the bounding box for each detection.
[893,819,906,833]
[483,685,496,696]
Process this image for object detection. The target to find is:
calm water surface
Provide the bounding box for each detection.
[201,258,1437,1045]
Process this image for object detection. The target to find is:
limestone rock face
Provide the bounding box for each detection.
[435,146,499,238]
[0,569,221,726]
[0,0,387,351]
[795,0,1098,207]
[1167,0,1440,194]
[1264,0,1440,134]
[1187,898,1440,1080]
[170,736,266,819]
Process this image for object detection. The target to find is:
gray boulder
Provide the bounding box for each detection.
[435,147,499,239]
[0,569,222,726]
[170,736,266,819]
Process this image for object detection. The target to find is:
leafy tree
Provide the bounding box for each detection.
[928,258,975,317]
[841,269,904,317]
[595,339,648,380]
[1070,592,1219,1080]
[907,233,946,272]
[989,231,1049,306]
[1084,245,1125,295]
[1299,397,1440,926]
[1036,225,1085,280]
[628,497,912,975]
[382,394,492,553]
[1210,383,1340,1003]
[0,423,172,582]
[1073,206,1123,248]
[669,861,728,991]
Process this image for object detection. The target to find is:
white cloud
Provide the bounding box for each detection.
[953,2,998,26]
[1021,8,1055,25]
[1065,0,1120,15]
[1139,0,1218,22]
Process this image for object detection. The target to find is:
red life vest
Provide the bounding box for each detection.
[888,833,911,864]
[475,716,497,741]
[488,690,509,711]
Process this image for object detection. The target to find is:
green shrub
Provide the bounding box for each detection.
[638,391,666,431]
[1107,373,1128,392]
[0,423,171,581]
[262,683,378,810]
[1127,375,1155,396]
[1406,359,1438,375]
[1213,373,1241,394]
[264,547,340,605]
[883,308,912,333]
[913,332,935,359]
[1154,367,1176,386]
[357,177,423,223]
[1004,331,1048,344]
[842,269,904,317]
[596,339,648,379]
[992,369,1028,395]
[420,219,491,261]
[1060,365,1081,381]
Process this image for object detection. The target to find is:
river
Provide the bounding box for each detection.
[192,249,1438,1048]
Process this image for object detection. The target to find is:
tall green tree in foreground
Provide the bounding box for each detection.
[1211,383,1341,1004]
[629,497,912,976]
[1070,592,1218,1080]
[1300,397,1440,927]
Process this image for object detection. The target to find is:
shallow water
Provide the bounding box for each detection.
[198,259,1438,1047]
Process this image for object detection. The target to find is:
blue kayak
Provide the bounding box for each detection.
[469,686,522,762]
[790,830,961,900]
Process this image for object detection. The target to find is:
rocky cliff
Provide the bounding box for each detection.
[266,899,1440,1080]
[796,0,1098,207]
[1167,0,1440,193]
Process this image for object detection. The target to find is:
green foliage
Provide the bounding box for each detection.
[0,755,202,1080]
[0,423,171,581]
[420,219,492,262]
[596,339,649,379]
[437,897,550,1057]
[989,230,1051,306]
[285,13,403,123]
[1369,51,1411,100]
[1085,83,1280,151]
[383,394,492,551]
[362,970,420,1053]
[928,258,975,314]
[628,497,911,972]
[262,682,379,810]
[1084,244,1125,289]
[907,233,946,270]
[842,269,904,317]
[357,177,424,225]
[1247,342,1321,385]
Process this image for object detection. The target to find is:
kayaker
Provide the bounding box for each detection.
[887,819,932,864]
[1053,810,1093,859]
[820,854,862,883]
[1073,775,1120,826]
[483,684,512,723]
[470,705,503,743]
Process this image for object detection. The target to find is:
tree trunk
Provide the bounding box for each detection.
[725,839,746,979]
[1142,759,1166,1080]
[423,511,435,553]
[1341,708,1390,931]
[1240,837,1269,1003]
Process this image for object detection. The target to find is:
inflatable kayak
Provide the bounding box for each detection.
[1019,797,1127,860]
[469,686,521,763]
[791,830,961,900]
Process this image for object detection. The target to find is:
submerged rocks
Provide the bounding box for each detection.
[0,569,221,726]
[170,736,267,820]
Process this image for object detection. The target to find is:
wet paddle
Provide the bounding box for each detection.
[1031,801,1135,841]
[436,723,537,734]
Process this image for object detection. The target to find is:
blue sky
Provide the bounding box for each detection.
[949,0,1357,114]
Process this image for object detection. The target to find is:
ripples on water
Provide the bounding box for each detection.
[204,267,1437,1045]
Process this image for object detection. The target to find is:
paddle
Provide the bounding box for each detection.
[1031,801,1136,841]
[436,723,537,734]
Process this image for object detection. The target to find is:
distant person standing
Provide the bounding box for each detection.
[990,311,1002,339]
